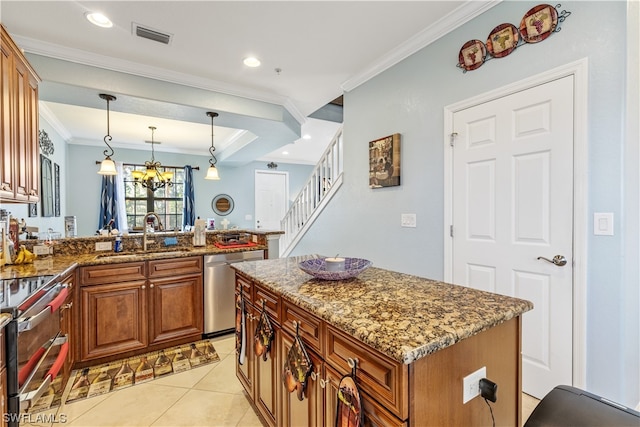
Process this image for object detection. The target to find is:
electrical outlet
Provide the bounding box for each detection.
[401,213,416,228]
[33,245,51,256]
[462,366,486,404]
[95,241,112,251]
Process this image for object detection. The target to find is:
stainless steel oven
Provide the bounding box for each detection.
[1,275,69,426]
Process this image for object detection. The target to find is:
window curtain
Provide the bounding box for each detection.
[98,173,118,232]
[98,162,127,233]
[183,165,195,229]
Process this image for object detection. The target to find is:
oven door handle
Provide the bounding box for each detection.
[19,336,68,410]
[18,286,69,332]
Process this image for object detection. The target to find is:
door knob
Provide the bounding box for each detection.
[537,255,567,266]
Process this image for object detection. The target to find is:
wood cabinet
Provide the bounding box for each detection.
[58,269,76,386]
[235,271,522,427]
[79,256,203,363]
[235,276,281,427]
[0,24,40,203]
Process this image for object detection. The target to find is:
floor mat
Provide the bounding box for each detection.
[28,339,220,413]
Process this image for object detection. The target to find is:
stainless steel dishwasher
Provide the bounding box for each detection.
[203,250,264,337]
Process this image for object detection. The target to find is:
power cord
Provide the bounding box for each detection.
[484,397,496,427]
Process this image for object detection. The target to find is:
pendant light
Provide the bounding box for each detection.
[131,126,173,191]
[205,111,220,180]
[97,94,117,175]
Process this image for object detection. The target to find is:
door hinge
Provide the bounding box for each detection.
[450,225,454,237]
[449,132,458,147]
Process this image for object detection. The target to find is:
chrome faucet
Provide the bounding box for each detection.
[143,212,163,251]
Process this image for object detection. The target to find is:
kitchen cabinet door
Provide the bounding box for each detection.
[281,331,323,427]
[236,296,256,398]
[80,280,148,361]
[0,31,14,200]
[254,314,279,427]
[59,271,76,386]
[148,274,203,345]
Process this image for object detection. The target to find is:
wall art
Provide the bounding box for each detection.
[456,3,571,72]
[369,133,401,189]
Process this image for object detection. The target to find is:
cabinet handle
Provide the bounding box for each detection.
[62,302,73,311]
[150,284,155,288]
[141,285,146,289]
[319,379,327,388]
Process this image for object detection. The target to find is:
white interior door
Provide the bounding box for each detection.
[451,76,574,398]
[254,170,289,230]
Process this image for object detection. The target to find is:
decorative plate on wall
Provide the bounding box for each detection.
[519,4,558,43]
[458,39,487,71]
[486,23,520,58]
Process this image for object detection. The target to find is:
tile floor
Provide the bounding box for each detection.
[25,334,540,427]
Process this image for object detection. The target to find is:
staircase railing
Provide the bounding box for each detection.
[280,126,343,256]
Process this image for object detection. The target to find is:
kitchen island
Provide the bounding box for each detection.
[232,255,533,427]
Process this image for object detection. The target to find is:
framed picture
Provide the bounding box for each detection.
[206,218,215,230]
[28,203,38,218]
[40,155,54,217]
[369,133,401,188]
[54,163,60,217]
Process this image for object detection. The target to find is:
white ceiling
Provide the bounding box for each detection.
[0,1,495,165]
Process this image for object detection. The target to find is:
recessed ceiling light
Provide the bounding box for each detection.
[243,57,261,68]
[282,151,289,155]
[302,134,311,140]
[85,12,113,28]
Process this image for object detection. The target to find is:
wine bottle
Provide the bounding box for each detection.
[113,359,134,390]
[135,356,154,384]
[67,368,90,401]
[189,343,205,367]
[153,350,173,376]
[87,367,112,397]
[172,349,191,373]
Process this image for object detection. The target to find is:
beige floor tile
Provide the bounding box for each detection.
[66,382,188,426]
[209,334,236,356]
[57,392,111,425]
[236,406,265,427]
[152,362,218,389]
[521,393,540,426]
[150,389,251,427]
[194,353,245,395]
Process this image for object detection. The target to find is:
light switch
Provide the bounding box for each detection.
[593,212,614,236]
[401,213,417,228]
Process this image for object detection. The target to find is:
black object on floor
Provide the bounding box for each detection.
[524,385,640,427]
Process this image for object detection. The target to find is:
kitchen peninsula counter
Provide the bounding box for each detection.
[232,255,533,427]
[232,254,533,364]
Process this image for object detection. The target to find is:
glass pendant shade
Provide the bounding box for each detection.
[98,157,117,175]
[131,170,145,180]
[205,165,220,180]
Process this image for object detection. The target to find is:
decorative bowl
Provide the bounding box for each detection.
[298,257,372,281]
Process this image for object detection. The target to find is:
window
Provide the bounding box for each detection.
[123,164,184,231]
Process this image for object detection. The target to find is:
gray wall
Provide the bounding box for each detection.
[66,143,312,237]
[292,1,639,407]
[7,117,67,236]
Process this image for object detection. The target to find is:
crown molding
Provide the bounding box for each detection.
[13,35,305,125]
[341,0,501,92]
[38,102,73,141]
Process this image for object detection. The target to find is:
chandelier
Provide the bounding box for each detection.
[131,126,173,191]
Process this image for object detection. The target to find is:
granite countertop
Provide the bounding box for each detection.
[0,244,268,281]
[231,255,533,365]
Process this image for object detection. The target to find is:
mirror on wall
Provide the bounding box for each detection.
[40,154,54,217]
[211,194,234,216]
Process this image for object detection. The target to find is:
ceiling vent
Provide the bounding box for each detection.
[133,23,172,45]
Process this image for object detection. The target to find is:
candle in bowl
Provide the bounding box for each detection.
[324,257,345,271]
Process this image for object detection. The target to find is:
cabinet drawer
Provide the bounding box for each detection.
[254,283,279,324]
[325,325,408,420]
[281,300,323,355]
[148,256,202,278]
[80,262,146,285]
[236,274,253,302]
